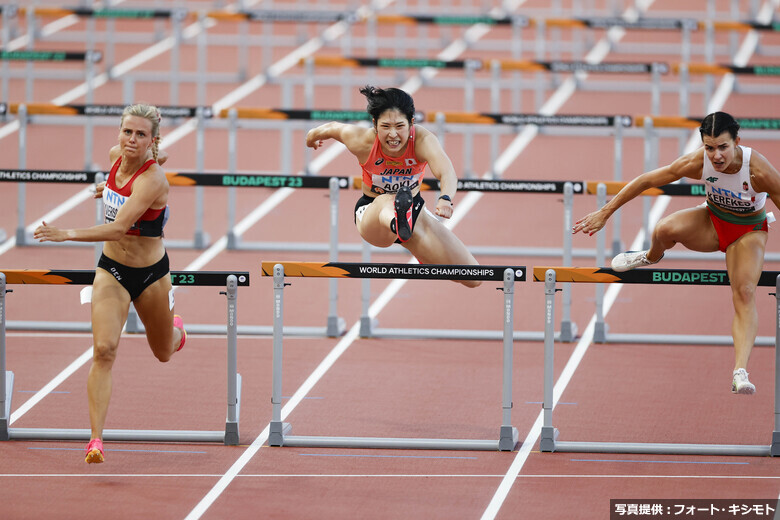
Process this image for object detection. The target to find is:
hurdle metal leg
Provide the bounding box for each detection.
[540,269,559,452]
[269,264,292,446]
[593,184,608,343]
[0,273,12,441]
[540,271,778,457]
[558,183,578,343]
[326,177,346,337]
[15,105,27,246]
[269,264,518,451]
[499,268,520,451]
[773,275,780,456]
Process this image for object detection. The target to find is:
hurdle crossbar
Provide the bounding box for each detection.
[534,266,776,346]
[0,270,248,445]
[262,262,521,451]
[262,261,543,341]
[536,267,780,457]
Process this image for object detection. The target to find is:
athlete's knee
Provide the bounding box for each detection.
[150,344,173,363]
[153,350,173,363]
[653,216,679,241]
[149,338,174,363]
[731,282,757,307]
[459,280,482,289]
[92,341,118,366]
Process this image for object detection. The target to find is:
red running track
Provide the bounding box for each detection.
[1,1,779,519]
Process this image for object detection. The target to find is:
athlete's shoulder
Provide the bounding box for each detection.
[133,160,168,192]
[748,148,780,184]
[109,145,122,165]
[672,147,705,177]
[412,123,433,140]
[748,147,774,171]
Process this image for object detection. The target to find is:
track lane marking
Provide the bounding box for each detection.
[1,473,777,480]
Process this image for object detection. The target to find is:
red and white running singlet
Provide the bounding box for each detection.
[103,157,169,237]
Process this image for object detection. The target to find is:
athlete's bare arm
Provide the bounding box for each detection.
[748,150,780,211]
[305,122,375,161]
[414,125,457,219]
[573,149,704,235]
[35,163,168,243]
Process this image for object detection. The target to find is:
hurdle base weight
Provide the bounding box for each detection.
[268,421,292,447]
[499,425,519,451]
[226,231,239,250]
[540,426,559,452]
[593,322,609,343]
[359,316,378,338]
[559,321,578,343]
[326,316,346,337]
[193,230,210,250]
[225,421,239,446]
[771,432,780,457]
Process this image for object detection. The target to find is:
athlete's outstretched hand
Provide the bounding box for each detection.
[572,209,609,236]
[305,129,326,150]
[33,221,68,242]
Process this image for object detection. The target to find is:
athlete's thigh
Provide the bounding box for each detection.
[662,205,719,252]
[725,230,767,288]
[404,211,477,265]
[356,195,396,247]
[91,269,131,349]
[133,275,175,351]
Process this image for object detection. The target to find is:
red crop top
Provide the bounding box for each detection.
[103,157,169,237]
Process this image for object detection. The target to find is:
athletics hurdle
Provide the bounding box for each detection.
[0,44,101,105]
[0,269,248,445]
[262,261,523,451]
[535,266,780,457]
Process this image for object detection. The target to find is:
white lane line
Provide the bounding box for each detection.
[2,473,778,479]
[8,348,93,425]
[481,2,776,518]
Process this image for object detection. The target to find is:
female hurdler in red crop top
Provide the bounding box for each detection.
[33,104,185,466]
[103,157,169,237]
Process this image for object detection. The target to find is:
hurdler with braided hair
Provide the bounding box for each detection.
[34,103,186,463]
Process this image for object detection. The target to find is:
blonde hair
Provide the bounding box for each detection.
[121,103,162,161]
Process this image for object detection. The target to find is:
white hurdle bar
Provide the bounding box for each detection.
[0,270,246,445]
[537,267,780,457]
[263,261,524,451]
